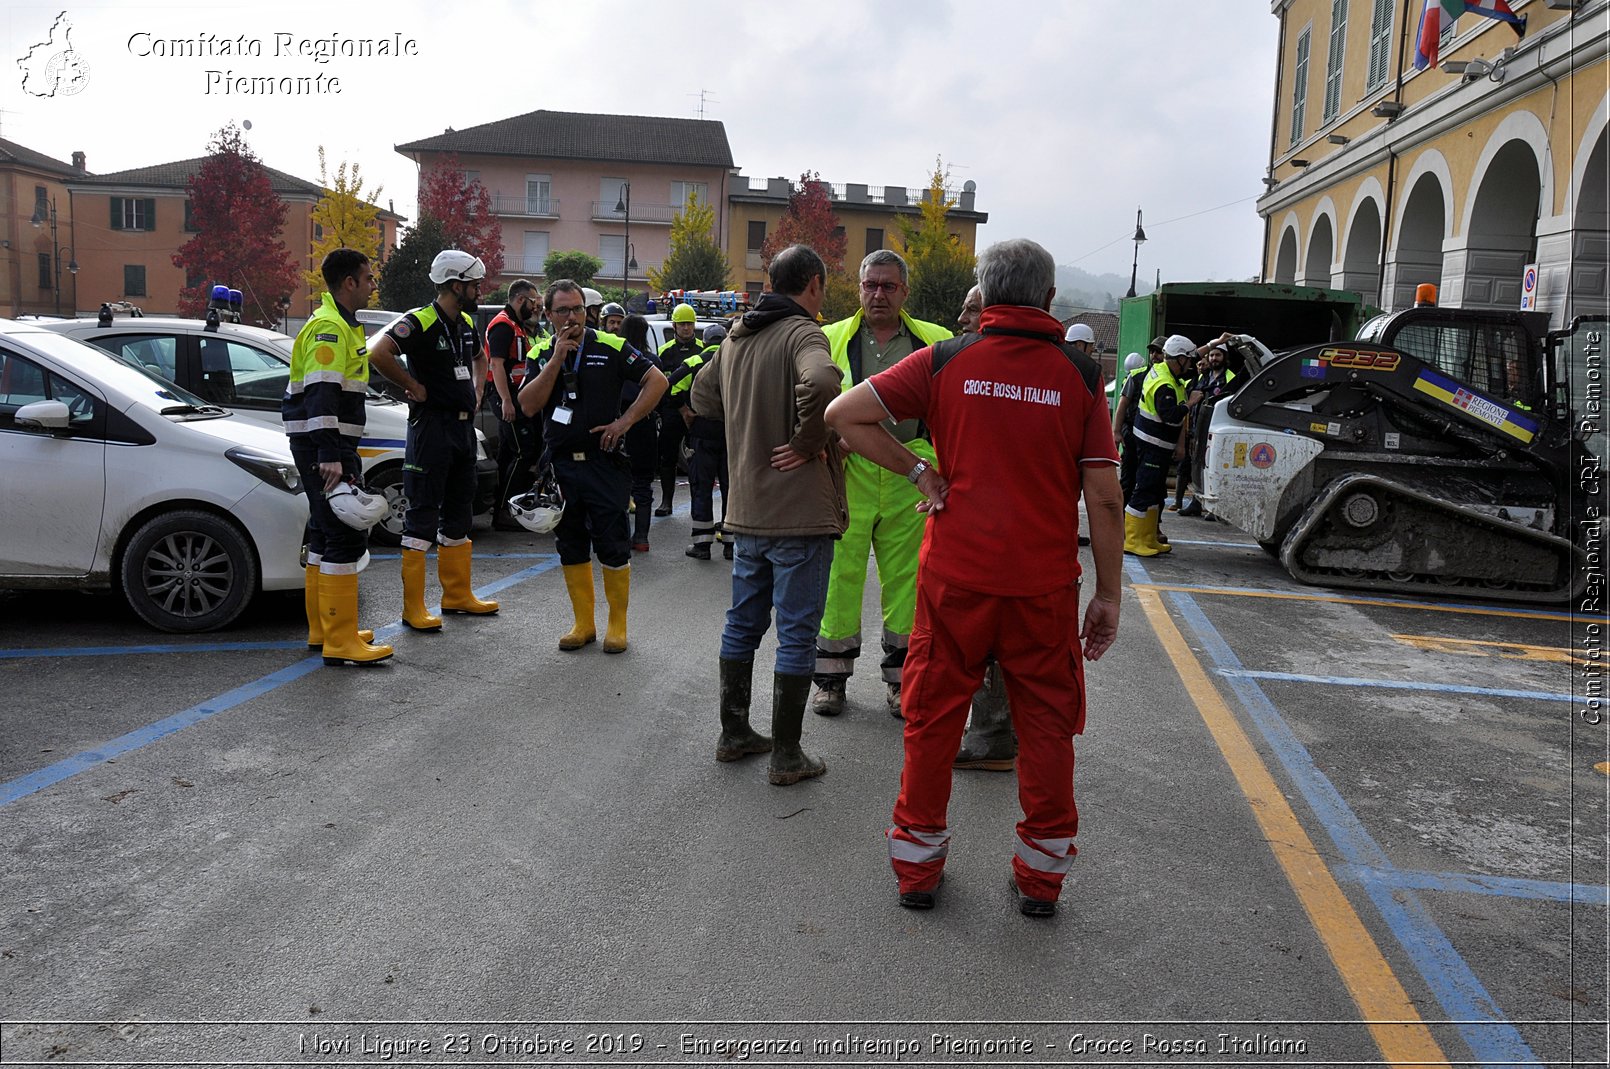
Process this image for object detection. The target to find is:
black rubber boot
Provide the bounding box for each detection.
[654,476,674,516]
[768,672,826,786]
[955,665,1017,771]
[715,658,772,762]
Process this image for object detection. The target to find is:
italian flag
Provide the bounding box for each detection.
[1414,0,1526,71]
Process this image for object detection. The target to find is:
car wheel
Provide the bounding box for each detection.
[120,510,258,633]
[367,464,407,547]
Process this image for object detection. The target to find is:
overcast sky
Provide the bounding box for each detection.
[5,2,1279,284]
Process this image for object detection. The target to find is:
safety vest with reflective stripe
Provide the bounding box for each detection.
[1131,361,1188,450]
[822,309,953,391]
[283,290,369,459]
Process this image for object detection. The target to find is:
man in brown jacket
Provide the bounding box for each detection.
[691,244,847,785]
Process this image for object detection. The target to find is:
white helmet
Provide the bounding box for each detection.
[429,249,487,284]
[1162,334,1197,359]
[1065,322,1095,344]
[327,482,391,531]
[1124,352,1146,373]
[508,470,565,534]
[581,287,605,309]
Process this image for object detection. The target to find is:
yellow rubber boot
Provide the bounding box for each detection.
[438,540,499,615]
[318,571,393,666]
[559,562,596,650]
[1123,510,1154,557]
[401,548,443,631]
[1144,507,1174,555]
[305,564,373,648]
[602,563,630,654]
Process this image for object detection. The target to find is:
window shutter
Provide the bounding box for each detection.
[111,198,122,230]
[143,198,157,230]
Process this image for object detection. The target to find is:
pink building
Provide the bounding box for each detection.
[396,110,736,298]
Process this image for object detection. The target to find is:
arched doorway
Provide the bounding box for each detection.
[1453,139,1544,309]
[1302,214,1334,288]
[1339,197,1383,304]
[1388,172,1446,310]
[1274,226,1298,284]
[1571,125,1607,319]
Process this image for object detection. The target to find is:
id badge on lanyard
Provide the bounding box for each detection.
[553,344,581,426]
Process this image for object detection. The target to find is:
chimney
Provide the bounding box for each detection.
[71,150,86,171]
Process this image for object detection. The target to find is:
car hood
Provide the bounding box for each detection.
[154,409,296,459]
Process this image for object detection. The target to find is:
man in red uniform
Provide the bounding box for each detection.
[825,238,1124,917]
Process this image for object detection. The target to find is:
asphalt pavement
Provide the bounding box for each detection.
[1,496,1603,1067]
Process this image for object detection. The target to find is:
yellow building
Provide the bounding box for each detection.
[726,175,987,296]
[1258,0,1606,325]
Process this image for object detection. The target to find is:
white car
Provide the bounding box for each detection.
[42,316,497,545]
[0,319,308,633]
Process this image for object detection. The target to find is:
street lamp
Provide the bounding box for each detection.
[625,243,639,308]
[1125,208,1146,300]
[30,196,76,316]
[614,182,631,304]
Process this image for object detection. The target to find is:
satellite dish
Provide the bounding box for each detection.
[242,119,252,131]
[963,179,976,193]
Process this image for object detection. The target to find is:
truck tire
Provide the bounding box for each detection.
[121,509,257,633]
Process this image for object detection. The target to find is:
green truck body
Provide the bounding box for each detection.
[1117,282,1368,375]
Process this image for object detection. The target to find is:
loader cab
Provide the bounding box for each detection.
[1357,307,1550,411]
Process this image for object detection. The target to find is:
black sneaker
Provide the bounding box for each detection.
[1179,499,1204,517]
[685,543,711,560]
[1009,877,1057,917]
[653,505,673,517]
[898,874,942,910]
[723,541,734,560]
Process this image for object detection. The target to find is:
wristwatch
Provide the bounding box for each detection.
[907,458,931,485]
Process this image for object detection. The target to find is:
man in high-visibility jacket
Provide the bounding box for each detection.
[1125,334,1202,556]
[654,302,704,516]
[814,250,953,718]
[283,248,392,666]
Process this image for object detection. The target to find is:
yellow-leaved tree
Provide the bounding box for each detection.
[648,189,730,293]
[895,158,976,326]
[305,147,383,307]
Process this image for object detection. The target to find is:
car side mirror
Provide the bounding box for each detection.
[13,399,71,431]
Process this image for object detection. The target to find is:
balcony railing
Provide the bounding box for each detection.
[590,201,677,225]
[491,194,560,218]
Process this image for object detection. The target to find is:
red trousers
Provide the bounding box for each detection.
[888,574,1085,901]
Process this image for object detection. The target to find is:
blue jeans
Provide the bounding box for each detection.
[721,534,834,676]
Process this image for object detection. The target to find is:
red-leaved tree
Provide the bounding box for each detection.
[172,123,300,327]
[417,153,505,280]
[759,171,847,274]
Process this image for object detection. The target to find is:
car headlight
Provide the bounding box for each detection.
[227,446,303,494]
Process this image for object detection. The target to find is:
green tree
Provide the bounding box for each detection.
[543,249,603,286]
[378,214,447,311]
[895,159,977,326]
[305,146,382,307]
[649,190,730,292]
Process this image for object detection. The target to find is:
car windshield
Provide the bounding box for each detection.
[9,328,219,413]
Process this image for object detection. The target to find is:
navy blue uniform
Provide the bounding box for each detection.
[525,329,653,567]
[385,302,481,551]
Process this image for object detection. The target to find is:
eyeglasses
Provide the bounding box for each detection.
[859,280,902,294]
[549,304,585,318]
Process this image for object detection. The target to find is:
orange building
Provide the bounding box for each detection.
[56,154,400,321]
[0,139,83,318]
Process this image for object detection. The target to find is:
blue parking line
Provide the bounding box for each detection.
[0,641,307,660]
[1339,863,1610,907]
[0,560,560,809]
[368,552,557,560]
[0,655,324,807]
[1219,668,1573,704]
[1125,558,1539,1065]
[1137,579,1571,619]
[1150,538,1260,548]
